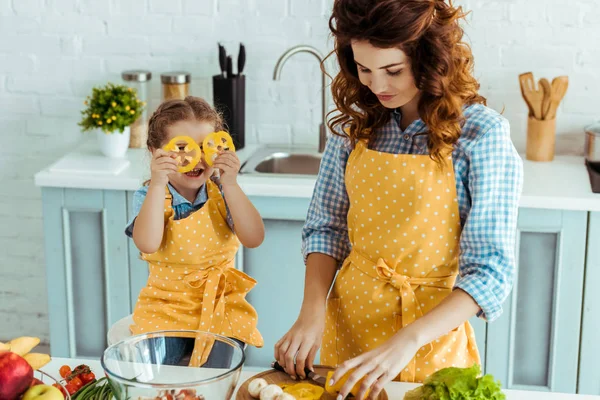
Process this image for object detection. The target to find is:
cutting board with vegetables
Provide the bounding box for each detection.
[236,365,389,400]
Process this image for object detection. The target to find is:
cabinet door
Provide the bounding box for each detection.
[578,211,600,395]
[127,190,149,309]
[486,209,586,394]
[243,219,307,368]
[42,188,130,358]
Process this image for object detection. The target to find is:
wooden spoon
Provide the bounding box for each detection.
[518,72,535,118]
[545,76,569,120]
[539,78,552,120]
[519,72,545,120]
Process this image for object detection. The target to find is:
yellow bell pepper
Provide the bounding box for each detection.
[279,383,324,400]
[163,136,202,173]
[202,131,235,166]
[325,370,370,398]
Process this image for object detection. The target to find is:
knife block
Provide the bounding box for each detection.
[526,116,556,162]
[212,75,245,150]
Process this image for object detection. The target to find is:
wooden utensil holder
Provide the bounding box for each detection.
[526,116,556,162]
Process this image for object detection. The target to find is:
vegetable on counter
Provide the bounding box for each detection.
[325,370,368,398]
[403,365,505,400]
[280,382,324,400]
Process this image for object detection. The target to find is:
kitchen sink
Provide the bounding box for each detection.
[240,147,323,176]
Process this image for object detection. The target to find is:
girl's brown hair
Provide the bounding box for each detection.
[147,96,225,150]
[327,0,486,162]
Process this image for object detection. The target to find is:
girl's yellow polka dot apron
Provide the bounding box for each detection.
[130,180,263,366]
[321,140,480,382]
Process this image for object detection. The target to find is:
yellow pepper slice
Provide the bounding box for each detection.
[325,370,370,398]
[278,383,324,400]
[163,136,202,173]
[202,131,235,166]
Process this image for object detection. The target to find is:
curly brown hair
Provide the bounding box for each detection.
[147,96,225,150]
[327,0,486,162]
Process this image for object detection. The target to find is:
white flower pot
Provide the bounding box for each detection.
[96,126,131,158]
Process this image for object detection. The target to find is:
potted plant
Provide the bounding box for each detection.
[79,83,146,158]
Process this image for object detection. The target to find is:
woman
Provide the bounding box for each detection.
[274,0,523,399]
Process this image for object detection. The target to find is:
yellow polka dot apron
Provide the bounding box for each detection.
[321,140,479,382]
[130,180,263,366]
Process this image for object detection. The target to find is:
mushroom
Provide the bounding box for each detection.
[248,378,269,398]
[275,393,295,400]
[259,384,283,400]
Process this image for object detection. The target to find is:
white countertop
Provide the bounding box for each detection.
[41,357,600,400]
[34,139,600,212]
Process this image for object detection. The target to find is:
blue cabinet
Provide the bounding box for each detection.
[41,188,131,358]
[578,211,600,395]
[39,188,595,394]
[485,208,587,394]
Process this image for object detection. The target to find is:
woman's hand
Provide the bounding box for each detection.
[149,149,178,188]
[212,151,240,186]
[329,330,420,400]
[274,311,326,379]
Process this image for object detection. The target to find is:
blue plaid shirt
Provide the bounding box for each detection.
[302,103,523,322]
[125,180,234,237]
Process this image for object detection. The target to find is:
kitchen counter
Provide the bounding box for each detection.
[41,357,600,400]
[34,138,600,211]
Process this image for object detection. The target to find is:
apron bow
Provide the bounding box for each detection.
[351,251,457,382]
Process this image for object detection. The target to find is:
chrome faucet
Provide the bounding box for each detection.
[273,45,328,153]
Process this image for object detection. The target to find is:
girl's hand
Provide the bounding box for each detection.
[213,151,240,186]
[150,149,178,188]
[329,331,420,400]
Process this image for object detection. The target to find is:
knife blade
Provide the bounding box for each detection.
[271,361,326,387]
[218,43,226,78]
[237,43,246,75]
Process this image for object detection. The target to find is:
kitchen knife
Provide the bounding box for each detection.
[226,55,233,79]
[237,43,246,75]
[271,361,326,387]
[218,43,227,78]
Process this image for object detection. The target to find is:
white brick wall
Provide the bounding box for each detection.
[0,0,599,343]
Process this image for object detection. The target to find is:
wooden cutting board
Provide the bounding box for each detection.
[236,365,389,400]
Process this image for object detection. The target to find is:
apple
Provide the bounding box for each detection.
[21,385,64,400]
[0,351,33,400]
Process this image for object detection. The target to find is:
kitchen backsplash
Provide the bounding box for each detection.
[0,0,599,342]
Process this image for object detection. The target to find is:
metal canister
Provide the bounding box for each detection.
[122,70,151,148]
[584,121,600,163]
[161,71,191,101]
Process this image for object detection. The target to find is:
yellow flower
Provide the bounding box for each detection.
[111,102,117,107]
[112,116,117,121]
[92,114,97,119]
[98,121,103,126]
[128,88,132,91]
[125,105,130,111]
[130,110,135,114]
[106,119,112,123]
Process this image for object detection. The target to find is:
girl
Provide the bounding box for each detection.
[275,0,523,398]
[125,96,264,367]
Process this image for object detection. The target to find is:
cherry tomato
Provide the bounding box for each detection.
[80,372,95,384]
[73,364,90,375]
[64,382,78,395]
[59,365,72,379]
[70,376,83,390]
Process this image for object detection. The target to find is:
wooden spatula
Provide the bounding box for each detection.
[545,76,569,120]
[518,72,535,117]
[539,78,552,120]
[519,72,545,120]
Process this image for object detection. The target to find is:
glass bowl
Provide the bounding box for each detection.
[101,330,244,400]
[35,370,71,400]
